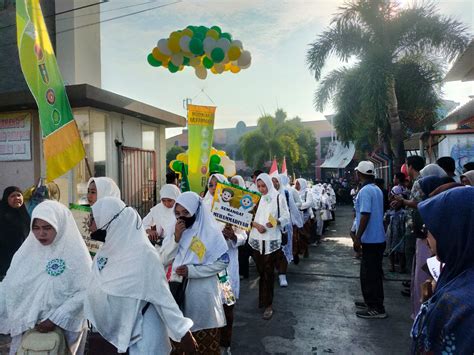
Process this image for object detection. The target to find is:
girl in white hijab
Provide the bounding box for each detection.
[85,197,196,354]
[295,178,314,259]
[420,164,448,178]
[143,184,181,246]
[159,191,229,355]
[249,173,290,320]
[0,200,92,354]
[87,177,121,206]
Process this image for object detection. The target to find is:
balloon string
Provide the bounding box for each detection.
[192,88,216,106]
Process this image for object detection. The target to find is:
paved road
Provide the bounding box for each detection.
[232,205,413,355]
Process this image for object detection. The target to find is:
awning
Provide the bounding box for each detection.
[320,141,355,169]
[434,99,474,128]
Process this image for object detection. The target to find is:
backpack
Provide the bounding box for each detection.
[17,327,69,355]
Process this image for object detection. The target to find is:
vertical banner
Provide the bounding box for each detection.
[16,0,85,182]
[187,104,216,193]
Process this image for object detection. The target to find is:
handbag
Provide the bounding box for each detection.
[277,194,288,246]
[17,327,69,355]
[169,277,188,311]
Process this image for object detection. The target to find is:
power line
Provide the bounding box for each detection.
[0,0,182,49]
[0,1,107,31]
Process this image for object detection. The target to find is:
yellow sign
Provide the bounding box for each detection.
[212,182,261,231]
[189,236,206,262]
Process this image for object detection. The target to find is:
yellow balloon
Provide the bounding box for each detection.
[231,65,241,73]
[206,29,219,40]
[177,153,187,162]
[152,47,168,62]
[189,57,201,67]
[225,63,232,71]
[217,150,226,157]
[210,148,218,156]
[211,67,218,74]
[228,46,241,61]
[168,36,181,53]
[183,28,194,37]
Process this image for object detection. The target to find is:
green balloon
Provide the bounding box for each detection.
[211,48,225,63]
[210,154,221,165]
[189,38,204,55]
[168,62,179,73]
[172,160,182,171]
[147,54,162,67]
[183,57,190,66]
[211,25,222,34]
[217,165,225,174]
[203,56,214,69]
[220,32,232,41]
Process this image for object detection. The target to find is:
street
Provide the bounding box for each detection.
[232,205,413,354]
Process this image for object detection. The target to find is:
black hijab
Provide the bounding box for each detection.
[0,186,31,276]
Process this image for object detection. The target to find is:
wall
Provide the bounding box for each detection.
[0,110,41,193]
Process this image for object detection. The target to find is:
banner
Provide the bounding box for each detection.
[211,182,261,231]
[16,0,85,181]
[69,204,102,257]
[187,104,216,193]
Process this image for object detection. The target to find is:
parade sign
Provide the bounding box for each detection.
[16,0,85,181]
[187,104,216,193]
[211,182,261,231]
[69,204,102,257]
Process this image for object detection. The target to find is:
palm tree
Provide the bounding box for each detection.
[307,0,469,168]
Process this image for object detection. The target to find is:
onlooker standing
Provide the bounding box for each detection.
[436,156,459,183]
[353,161,387,319]
[0,186,30,280]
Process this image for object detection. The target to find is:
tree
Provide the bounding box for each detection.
[239,110,317,177]
[307,0,469,168]
[166,145,185,166]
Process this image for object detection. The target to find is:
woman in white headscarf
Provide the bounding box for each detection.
[249,173,290,320]
[87,177,121,206]
[295,178,314,259]
[272,174,303,287]
[419,164,448,178]
[85,197,196,354]
[0,200,92,354]
[160,191,229,355]
[143,184,181,246]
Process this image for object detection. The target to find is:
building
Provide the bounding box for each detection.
[0,1,185,215]
[166,118,340,180]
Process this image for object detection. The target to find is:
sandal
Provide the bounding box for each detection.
[263,308,273,320]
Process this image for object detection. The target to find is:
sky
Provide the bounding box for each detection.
[98,0,474,138]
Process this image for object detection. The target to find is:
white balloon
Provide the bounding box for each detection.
[203,37,216,56]
[237,50,251,67]
[216,38,231,52]
[179,35,191,52]
[195,66,207,80]
[157,38,171,56]
[171,53,184,66]
[231,40,243,49]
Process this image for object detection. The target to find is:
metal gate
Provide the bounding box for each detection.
[120,146,157,217]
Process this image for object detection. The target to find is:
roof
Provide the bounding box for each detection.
[0,84,186,127]
[444,40,474,82]
[434,99,474,127]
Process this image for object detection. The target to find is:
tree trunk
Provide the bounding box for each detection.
[387,80,405,171]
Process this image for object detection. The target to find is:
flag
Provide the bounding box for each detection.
[269,158,279,177]
[16,0,85,182]
[281,156,288,176]
[187,104,216,193]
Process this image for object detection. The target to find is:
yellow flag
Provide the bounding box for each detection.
[268,214,278,228]
[189,236,206,262]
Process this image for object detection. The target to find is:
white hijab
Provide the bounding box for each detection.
[86,197,193,342]
[420,164,448,178]
[173,192,228,268]
[296,178,310,199]
[275,174,303,228]
[253,173,279,225]
[146,184,181,237]
[0,200,92,336]
[88,177,121,201]
[231,175,246,188]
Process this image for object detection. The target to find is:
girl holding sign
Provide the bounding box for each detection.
[248,173,290,320]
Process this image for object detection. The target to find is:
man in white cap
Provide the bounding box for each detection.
[353,161,387,319]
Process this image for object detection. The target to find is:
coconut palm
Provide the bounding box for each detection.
[307,0,469,167]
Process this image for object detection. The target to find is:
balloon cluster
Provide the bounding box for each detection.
[170,147,236,177]
[147,26,251,80]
